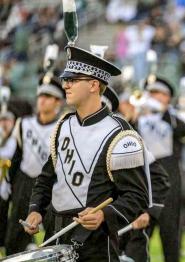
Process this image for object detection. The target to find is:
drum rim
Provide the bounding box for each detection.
[0,244,75,262]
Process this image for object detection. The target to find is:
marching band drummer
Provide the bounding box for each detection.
[5,74,65,255]
[103,84,170,262]
[25,46,151,261]
[116,87,170,262]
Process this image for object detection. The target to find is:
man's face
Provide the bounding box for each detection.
[0,118,15,138]
[62,77,94,107]
[37,94,61,114]
[149,91,171,108]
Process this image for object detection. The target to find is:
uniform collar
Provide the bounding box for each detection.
[36,114,58,126]
[76,103,110,126]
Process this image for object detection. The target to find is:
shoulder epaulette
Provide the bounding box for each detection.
[106,129,144,181]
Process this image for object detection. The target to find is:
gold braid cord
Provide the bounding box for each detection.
[106,130,143,182]
[0,159,11,182]
[50,113,68,168]
[13,117,22,148]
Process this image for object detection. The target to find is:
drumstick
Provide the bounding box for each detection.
[19,219,33,230]
[118,223,133,236]
[39,197,113,248]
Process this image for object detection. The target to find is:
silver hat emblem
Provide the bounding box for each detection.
[67,48,71,60]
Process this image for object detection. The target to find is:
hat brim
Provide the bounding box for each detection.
[60,71,108,85]
[37,84,65,99]
[144,76,174,97]
[60,71,84,79]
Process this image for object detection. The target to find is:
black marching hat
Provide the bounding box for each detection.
[60,46,121,84]
[144,75,174,97]
[37,73,65,99]
[0,99,33,120]
[101,86,119,112]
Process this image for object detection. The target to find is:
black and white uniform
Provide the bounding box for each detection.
[29,105,150,262]
[136,108,185,262]
[5,115,58,255]
[0,136,17,247]
[123,155,170,262]
[116,119,170,262]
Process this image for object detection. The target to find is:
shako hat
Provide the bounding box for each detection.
[37,73,65,99]
[60,46,121,84]
[144,75,174,97]
[0,110,15,120]
[102,86,119,112]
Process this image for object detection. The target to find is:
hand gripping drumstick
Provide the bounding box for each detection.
[39,197,113,247]
[19,219,33,229]
[118,223,133,236]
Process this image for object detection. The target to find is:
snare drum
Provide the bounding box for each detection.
[1,244,78,262]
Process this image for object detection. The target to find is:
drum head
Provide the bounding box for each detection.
[1,245,77,262]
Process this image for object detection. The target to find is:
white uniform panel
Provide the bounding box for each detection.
[52,115,120,212]
[138,113,173,159]
[20,116,57,177]
[0,136,17,160]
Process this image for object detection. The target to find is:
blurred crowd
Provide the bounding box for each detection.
[108,0,185,89]
[0,0,92,98]
[1,0,185,98]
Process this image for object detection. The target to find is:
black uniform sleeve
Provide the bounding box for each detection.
[9,118,23,184]
[9,144,22,184]
[163,111,185,140]
[147,160,170,220]
[103,166,149,234]
[173,117,185,140]
[28,155,57,217]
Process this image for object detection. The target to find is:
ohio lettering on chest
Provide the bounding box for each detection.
[20,116,57,177]
[61,136,84,186]
[142,120,170,139]
[26,129,48,162]
[52,115,120,211]
[138,114,173,159]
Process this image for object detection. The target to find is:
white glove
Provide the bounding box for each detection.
[0,177,11,201]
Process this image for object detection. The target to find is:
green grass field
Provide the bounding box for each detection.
[1,228,185,261]
[150,228,185,262]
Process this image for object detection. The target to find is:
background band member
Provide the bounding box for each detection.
[114,85,170,262]
[135,76,185,262]
[5,74,65,255]
[0,92,32,253]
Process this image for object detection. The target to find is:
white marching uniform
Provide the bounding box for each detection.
[137,108,185,262]
[0,136,17,200]
[19,116,57,177]
[5,115,58,255]
[138,113,173,159]
[0,135,17,247]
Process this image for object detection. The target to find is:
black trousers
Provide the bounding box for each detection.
[77,234,119,262]
[5,170,56,256]
[5,171,35,255]
[0,198,9,247]
[124,187,181,262]
[124,225,152,262]
[52,214,120,262]
[157,190,181,262]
